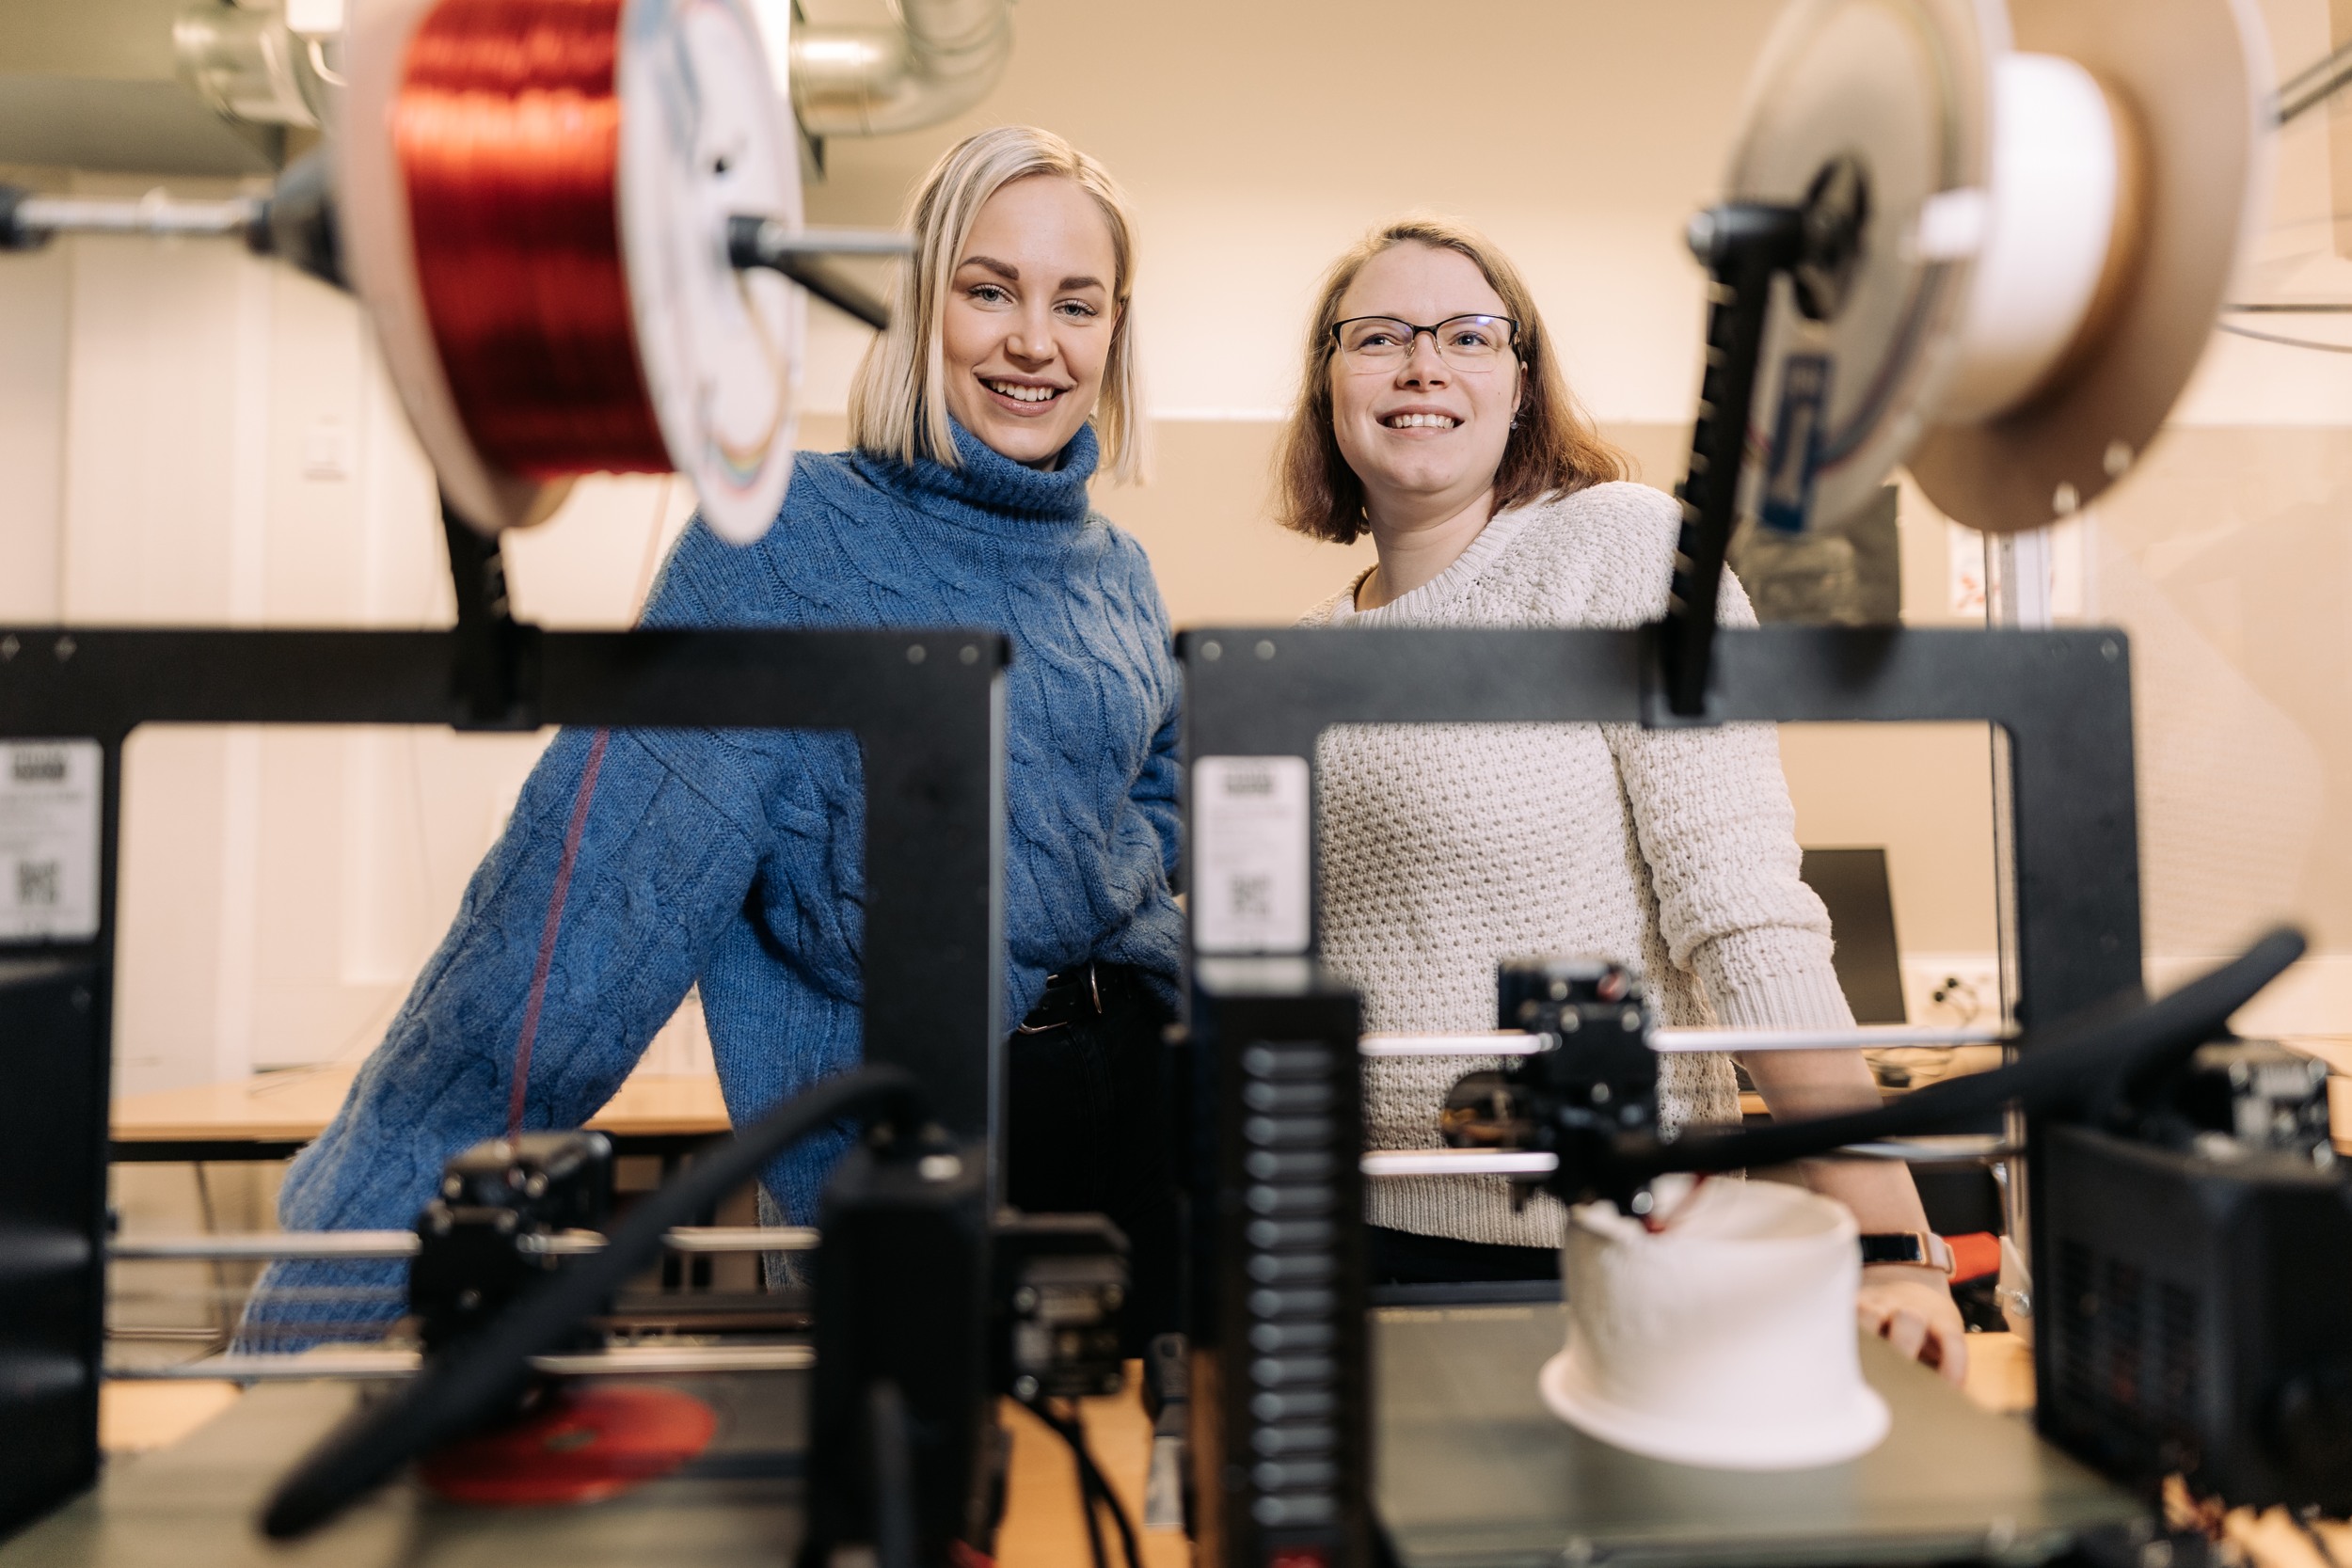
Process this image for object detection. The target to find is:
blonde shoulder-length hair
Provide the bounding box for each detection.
[847,125,1149,483]
[1276,215,1623,542]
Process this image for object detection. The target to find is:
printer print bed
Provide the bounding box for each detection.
[1374,1305,2141,1568]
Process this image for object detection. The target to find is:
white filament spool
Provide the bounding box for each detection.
[1725,0,1996,541]
[1728,0,2270,535]
[1936,52,2123,422]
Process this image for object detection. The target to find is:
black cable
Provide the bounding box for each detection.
[868,1380,916,1568]
[1077,1414,1142,1568]
[1040,1395,1110,1568]
[260,1063,929,1539]
[1074,1443,1112,1568]
[1023,1395,1140,1568]
[2217,321,2352,356]
[1620,927,2305,1183]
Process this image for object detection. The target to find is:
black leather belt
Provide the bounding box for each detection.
[1016,960,1104,1035]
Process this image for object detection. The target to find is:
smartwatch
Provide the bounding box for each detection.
[1858,1231,1955,1274]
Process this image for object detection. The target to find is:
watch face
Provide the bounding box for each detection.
[1861,1232,1928,1264]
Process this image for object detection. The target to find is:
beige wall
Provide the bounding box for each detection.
[792,0,1784,423]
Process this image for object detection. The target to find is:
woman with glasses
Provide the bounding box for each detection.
[1280,216,1967,1382]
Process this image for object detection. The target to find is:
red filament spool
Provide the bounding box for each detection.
[342,0,802,539]
[395,0,669,479]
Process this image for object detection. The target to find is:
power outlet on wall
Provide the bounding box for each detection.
[1901,957,2002,1029]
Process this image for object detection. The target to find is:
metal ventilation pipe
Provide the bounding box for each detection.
[175,1,341,132]
[790,0,1013,139]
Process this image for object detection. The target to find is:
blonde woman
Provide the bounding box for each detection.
[249,126,1184,1345]
[1284,217,1967,1381]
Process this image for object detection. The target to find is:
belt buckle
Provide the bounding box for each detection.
[1013,960,1101,1035]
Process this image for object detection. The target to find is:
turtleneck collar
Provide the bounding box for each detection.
[854,419,1099,533]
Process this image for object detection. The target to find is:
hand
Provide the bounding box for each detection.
[1856,1263,1968,1385]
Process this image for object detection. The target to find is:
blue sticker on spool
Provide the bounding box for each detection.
[1760,354,1832,535]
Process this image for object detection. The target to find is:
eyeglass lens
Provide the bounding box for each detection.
[1336,315,1515,367]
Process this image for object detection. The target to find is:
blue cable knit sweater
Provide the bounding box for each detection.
[246,422,1183,1341]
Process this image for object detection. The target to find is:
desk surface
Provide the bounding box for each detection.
[110,1066,730,1147]
[121,1037,2352,1150]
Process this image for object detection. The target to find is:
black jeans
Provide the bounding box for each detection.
[1004,962,1181,1352]
[1366,1225,1560,1286]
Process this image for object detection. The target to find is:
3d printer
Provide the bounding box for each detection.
[1,0,2347,1564]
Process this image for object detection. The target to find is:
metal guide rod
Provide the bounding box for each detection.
[104,1343,815,1383]
[109,1225,820,1263]
[8,192,262,241]
[1358,1024,2010,1057]
[0,183,909,332]
[0,185,906,261]
[1359,1133,2011,1179]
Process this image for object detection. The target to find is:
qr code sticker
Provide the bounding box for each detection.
[16,860,60,908]
[1229,875,1271,918]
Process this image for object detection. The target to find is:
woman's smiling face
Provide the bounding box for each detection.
[940,175,1120,467]
[1327,242,1523,523]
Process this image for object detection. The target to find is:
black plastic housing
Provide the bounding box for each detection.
[803,1133,994,1564]
[2042,1123,2352,1510]
[0,960,103,1540]
[1185,961,1369,1568]
[408,1131,612,1354]
[993,1211,1129,1401]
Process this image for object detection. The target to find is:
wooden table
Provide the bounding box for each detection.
[110,1064,732,1164]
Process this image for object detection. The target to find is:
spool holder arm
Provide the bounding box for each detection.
[1659,203,1806,720]
[440,502,539,730]
[1660,160,1863,720]
[729,216,905,331]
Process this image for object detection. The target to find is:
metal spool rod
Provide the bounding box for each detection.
[1359,1024,2010,1057]
[108,1224,820,1263]
[1360,1135,2012,1180]
[104,1342,816,1384]
[0,179,912,334]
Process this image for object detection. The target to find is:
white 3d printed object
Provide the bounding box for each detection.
[1540,1178,1890,1471]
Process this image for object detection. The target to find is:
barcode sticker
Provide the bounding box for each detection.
[1194,755,1310,955]
[0,739,101,942]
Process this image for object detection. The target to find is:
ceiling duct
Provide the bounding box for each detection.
[174,0,339,135]
[0,0,1005,180]
[788,0,1012,140]
[0,0,324,176]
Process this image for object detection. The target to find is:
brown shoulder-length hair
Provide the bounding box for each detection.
[1276,215,1625,544]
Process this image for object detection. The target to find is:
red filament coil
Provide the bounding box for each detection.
[395,0,668,479]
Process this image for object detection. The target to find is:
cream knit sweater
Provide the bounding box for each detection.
[1303,481,1854,1247]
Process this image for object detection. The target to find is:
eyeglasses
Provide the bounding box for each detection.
[1330,314,1519,371]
